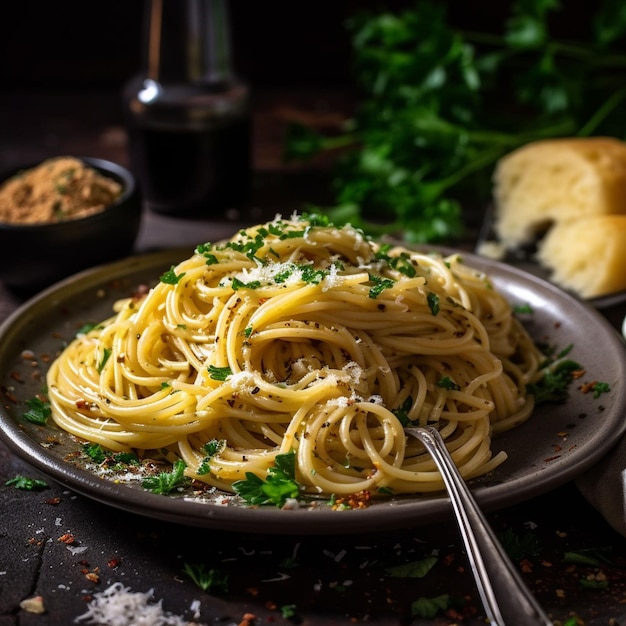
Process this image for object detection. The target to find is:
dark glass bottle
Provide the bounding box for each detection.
[123,0,251,217]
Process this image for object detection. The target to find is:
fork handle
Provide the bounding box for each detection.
[405,426,553,626]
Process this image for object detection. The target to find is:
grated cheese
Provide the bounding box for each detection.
[74,582,208,626]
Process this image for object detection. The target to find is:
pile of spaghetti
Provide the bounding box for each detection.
[47,214,543,497]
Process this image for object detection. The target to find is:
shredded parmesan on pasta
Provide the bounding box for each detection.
[47,214,543,497]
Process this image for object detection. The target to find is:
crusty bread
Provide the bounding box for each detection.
[492,137,626,248]
[536,215,626,299]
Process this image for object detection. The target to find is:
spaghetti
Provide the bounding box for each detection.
[47,214,544,497]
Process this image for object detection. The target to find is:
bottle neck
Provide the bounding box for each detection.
[142,0,234,86]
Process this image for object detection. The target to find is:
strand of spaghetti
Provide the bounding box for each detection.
[46,214,545,499]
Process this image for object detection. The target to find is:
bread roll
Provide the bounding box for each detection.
[536,215,626,298]
[492,137,626,248]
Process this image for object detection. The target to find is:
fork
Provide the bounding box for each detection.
[405,426,553,626]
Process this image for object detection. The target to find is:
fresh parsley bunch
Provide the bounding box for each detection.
[285,0,626,242]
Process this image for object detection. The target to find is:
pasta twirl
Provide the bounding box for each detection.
[47,214,543,496]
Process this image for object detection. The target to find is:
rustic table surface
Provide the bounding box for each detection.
[1,90,626,626]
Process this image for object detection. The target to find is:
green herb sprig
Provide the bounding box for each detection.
[142,459,189,495]
[232,451,300,507]
[285,1,626,242]
[6,475,49,491]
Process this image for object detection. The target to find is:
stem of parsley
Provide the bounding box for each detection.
[284,0,626,242]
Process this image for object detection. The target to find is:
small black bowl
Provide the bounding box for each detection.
[0,157,142,295]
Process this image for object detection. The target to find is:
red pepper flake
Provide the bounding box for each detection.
[571,369,585,379]
[520,559,533,573]
[332,490,371,510]
[58,533,76,545]
[544,455,561,462]
[238,612,257,626]
[10,371,23,383]
[106,557,121,569]
[84,571,100,584]
[45,497,62,505]
[3,389,18,403]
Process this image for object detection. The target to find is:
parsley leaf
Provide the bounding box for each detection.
[528,358,582,405]
[160,266,186,284]
[142,459,189,495]
[97,347,112,373]
[232,451,300,506]
[23,396,51,425]
[284,2,626,242]
[385,556,438,579]
[436,376,460,391]
[197,439,226,475]
[6,475,48,491]
[368,274,394,299]
[208,365,233,381]
[411,594,452,619]
[183,563,229,592]
[82,443,139,466]
[498,527,541,561]
[427,292,440,315]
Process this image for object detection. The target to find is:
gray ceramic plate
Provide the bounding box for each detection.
[0,247,625,535]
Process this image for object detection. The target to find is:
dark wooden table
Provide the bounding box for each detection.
[2,90,626,626]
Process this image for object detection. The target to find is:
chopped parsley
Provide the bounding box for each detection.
[427,292,440,315]
[392,396,413,426]
[197,439,226,475]
[159,266,186,284]
[411,595,453,619]
[498,527,541,561]
[528,358,583,405]
[385,556,437,578]
[142,459,189,495]
[23,396,51,425]
[183,563,229,592]
[592,381,611,399]
[208,364,233,381]
[231,277,261,290]
[232,450,300,506]
[436,376,460,391]
[368,274,395,299]
[513,303,534,315]
[82,443,139,466]
[375,246,417,277]
[6,475,48,490]
[76,322,101,335]
[97,347,112,373]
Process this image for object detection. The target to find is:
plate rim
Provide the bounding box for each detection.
[1,246,625,534]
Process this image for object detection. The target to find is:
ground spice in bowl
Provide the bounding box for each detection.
[0,156,123,224]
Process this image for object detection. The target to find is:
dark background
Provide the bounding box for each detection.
[0,0,595,92]
[0,0,607,176]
